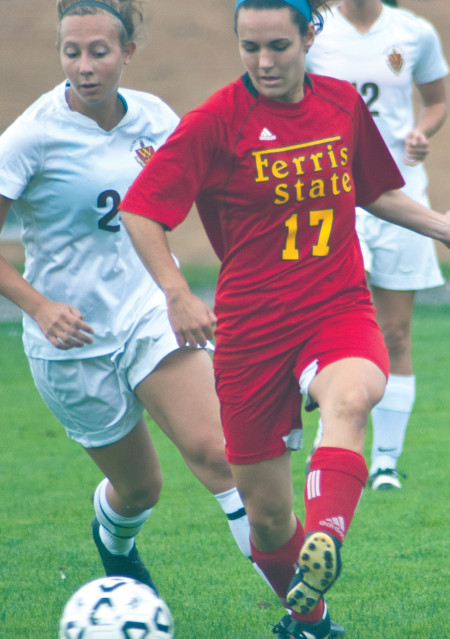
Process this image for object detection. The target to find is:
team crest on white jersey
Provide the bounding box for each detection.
[386,47,405,75]
[259,127,277,141]
[130,137,155,167]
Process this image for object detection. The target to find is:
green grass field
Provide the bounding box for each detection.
[0,299,448,638]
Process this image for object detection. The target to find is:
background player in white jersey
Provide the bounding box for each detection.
[0,0,255,592]
[306,0,448,490]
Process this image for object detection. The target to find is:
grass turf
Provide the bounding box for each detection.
[0,304,448,638]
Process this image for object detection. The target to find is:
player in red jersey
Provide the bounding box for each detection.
[119,1,450,636]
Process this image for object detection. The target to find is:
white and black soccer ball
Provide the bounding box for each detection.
[59,576,174,638]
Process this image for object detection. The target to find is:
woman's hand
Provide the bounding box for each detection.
[166,288,216,348]
[403,129,429,165]
[33,300,94,350]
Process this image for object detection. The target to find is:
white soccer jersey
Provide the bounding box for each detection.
[0,82,179,359]
[307,4,449,194]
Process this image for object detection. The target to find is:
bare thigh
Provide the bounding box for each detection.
[310,357,387,454]
[136,348,234,494]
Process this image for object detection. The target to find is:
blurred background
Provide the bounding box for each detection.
[0,0,449,267]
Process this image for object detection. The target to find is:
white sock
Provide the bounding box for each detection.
[370,374,415,475]
[215,487,251,558]
[94,478,152,556]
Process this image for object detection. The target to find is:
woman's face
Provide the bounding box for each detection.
[237,7,314,103]
[58,13,135,116]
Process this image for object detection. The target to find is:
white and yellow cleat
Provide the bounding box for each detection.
[286,531,341,615]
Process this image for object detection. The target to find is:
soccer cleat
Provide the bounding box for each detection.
[91,517,158,593]
[286,532,341,615]
[272,601,345,638]
[329,619,346,637]
[368,468,404,490]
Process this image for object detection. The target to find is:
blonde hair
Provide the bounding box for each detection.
[56,0,144,46]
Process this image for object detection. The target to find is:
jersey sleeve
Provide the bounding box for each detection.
[119,110,224,230]
[0,115,43,200]
[413,18,449,85]
[351,94,405,206]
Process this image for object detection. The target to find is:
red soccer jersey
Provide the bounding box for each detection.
[120,74,404,365]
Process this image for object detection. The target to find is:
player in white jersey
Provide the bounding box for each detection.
[306,0,448,490]
[0,0,255,593]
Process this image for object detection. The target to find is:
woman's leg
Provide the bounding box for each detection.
[85,416,162,516]
[287,357,386,614]
[85,416,162,589]
[230,453,301,599]
[369,287,416,487]
[136,347,252,559]
[136,348,234,492]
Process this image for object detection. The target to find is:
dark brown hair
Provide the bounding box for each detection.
[235,0,330,36]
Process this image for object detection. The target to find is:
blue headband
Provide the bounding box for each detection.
[235,0,312,22]
[60,1,131,35]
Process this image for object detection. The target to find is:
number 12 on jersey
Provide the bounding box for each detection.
[282,209,334,261]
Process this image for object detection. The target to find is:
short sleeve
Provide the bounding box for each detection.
[413,18,449,85]
[0,115,43,200]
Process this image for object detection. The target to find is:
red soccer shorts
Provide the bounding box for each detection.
[214,310,388,465]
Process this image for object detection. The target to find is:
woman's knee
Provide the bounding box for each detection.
[382,322,411,360]
[112,474,163,512]
[245,499,293,549]
[336,383,384,421]
[183,434,230,474]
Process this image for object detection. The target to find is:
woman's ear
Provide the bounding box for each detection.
[304,21,316,52]
[123,41,137,65]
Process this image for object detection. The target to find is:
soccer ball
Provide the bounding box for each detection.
[59,576,174,638]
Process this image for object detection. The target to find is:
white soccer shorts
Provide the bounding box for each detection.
[356,209,444,291]
[28,303,180,448]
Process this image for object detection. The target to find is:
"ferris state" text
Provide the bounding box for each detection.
[252,136,351,204]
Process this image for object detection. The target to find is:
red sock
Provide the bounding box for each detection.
[305,447,368,543]
[250,517,304,603]
[250,518,325,623]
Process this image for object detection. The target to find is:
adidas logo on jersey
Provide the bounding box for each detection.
[259,127,277,141]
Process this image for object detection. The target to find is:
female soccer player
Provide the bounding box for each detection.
[119,0,450,636]
[0,0,254,595]
[306,0,448,490]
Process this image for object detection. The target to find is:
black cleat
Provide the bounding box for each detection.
[273,601,345,638]
[91,517,157,593]
[286,532,341,615]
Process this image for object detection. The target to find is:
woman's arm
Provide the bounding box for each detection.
[121,211,216,348]
[366,189,450,248]
[0,195,94,349]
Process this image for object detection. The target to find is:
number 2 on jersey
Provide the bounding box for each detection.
[97,189,121,233]
[282,209,333,261]
[352,82,380,117]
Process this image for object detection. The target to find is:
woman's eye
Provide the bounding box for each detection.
[64,49,79,58]
[272,43,289,51]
